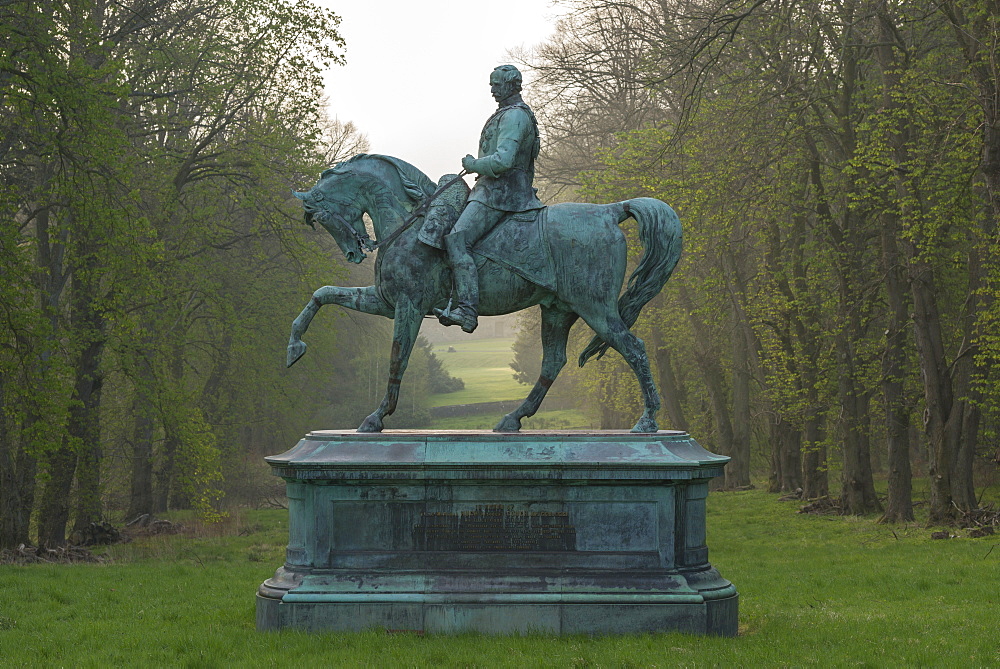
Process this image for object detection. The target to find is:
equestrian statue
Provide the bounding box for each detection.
[287,65,682,434]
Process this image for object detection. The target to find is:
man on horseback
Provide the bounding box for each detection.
[435,64,543,333]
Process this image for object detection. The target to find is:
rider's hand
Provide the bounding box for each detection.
[461,154,477,172]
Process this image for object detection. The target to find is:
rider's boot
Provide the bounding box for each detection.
[435,233,479,333]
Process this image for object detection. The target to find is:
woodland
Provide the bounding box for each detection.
[0,0,407,549]
[512,0,1000,524]
[2,0,1000,552]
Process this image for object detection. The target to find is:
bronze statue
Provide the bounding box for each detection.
[435,64,543,333]
[287,67,683,434]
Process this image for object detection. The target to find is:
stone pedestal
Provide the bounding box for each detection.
[256,430,737,636]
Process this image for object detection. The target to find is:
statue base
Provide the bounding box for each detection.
[256,430,737,636]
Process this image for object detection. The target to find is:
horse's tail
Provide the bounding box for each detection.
[579,197,683,366]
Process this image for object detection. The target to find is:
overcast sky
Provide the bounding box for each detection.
[318,0,561,182]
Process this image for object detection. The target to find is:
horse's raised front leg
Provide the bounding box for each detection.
[495,307,578,432]
[287,286,392,368]
[358,295,423,433]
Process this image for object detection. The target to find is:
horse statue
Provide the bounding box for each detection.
[287,154,682,433]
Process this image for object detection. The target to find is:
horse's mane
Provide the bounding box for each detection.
[321,154,435,206]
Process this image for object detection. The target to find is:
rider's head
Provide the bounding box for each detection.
[490,65,522,103]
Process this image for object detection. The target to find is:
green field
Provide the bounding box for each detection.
[2,490,998,667]
[426,336,592,429]
[430,408,593,430]
[428,337,525,407]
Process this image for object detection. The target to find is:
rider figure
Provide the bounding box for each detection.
[435,64,543,333]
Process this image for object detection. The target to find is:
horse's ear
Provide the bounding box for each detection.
[292,190,316,229]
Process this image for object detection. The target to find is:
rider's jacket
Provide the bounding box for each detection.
[467,96,544,213]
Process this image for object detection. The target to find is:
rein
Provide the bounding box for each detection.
[361,169,468,252]
[308,169,468,254]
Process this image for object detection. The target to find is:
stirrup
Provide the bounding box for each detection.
[434,304,478,333]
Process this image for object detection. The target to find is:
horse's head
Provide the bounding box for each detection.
[293,180,370,264]
[294,154,437,263]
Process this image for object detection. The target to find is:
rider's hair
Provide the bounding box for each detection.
[492,64,522,93]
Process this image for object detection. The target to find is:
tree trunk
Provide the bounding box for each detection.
[825,194,881,515]
[126,401,155,520]
[949,245,982,512]
[38,321,105,545]
[697,352,734,466]
[806,0,880,515]
[126,347,157,521]
[30,189,73,548]
[909,256,958,523]
[781,423,803,493]
[872,3,915,524]
[837,331,882,515]
[73,437,102,533]
[953,400,979,510]
[762,216,810,496]
[36,439,77,548]
[801,416,827,499]
[0,447,38,549]
[932,0,995,521]
[597,366,632,430]
[153,427,177,514]
[768,413,783,493]
[69,270,106,533]
[880,332,913,521]
[793,260,827,499]
[769,414,801,494]
[950,350,979,511]
[0,389,39,548]
[653,342,688,431]
[831,220,881,515]
[880,220,913,522]
[728,322,752,488]
[679,286,735,469]
[823,194,880,514]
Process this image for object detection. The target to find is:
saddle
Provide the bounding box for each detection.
[417,174,556,291]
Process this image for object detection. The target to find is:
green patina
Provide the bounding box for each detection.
[257,430,737,636]
[287,65,683,435]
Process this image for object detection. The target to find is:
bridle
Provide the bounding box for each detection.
[311,208,375,252]
[307,170,469,254]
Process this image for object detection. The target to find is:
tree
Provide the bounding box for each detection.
[521,0,998,517]
[1,0,345,545]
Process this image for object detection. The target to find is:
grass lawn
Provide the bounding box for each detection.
[2,489,998,666]
[425,336,592,430]
[428,337,525,407]
[430,409,594,430]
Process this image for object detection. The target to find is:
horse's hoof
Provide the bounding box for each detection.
[358,414,383,433]
[630,418,658,434]
[493,414,522,433]
[286,341,307,368]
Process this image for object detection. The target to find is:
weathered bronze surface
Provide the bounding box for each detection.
[256,430,738,635]
[438,65,545,333]
[414,506,576,551]
[288,66,683,434]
